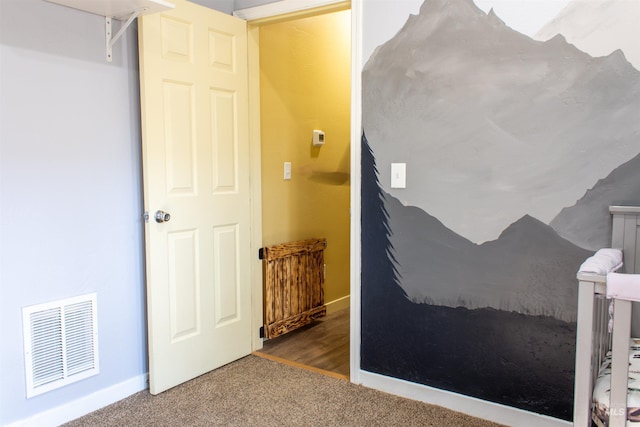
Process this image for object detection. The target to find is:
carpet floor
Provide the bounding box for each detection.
[63,355,506,426]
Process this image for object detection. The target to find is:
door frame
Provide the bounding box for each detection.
[234,0,363,383]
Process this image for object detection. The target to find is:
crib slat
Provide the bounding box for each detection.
[593,296,606,383]
[610,299,632,427]
[574,279,596,427]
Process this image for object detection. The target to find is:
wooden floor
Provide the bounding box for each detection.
[255,308,350,379]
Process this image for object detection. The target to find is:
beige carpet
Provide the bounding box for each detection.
[63,355,505,426]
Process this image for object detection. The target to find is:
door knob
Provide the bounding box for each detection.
[155,210,171,223]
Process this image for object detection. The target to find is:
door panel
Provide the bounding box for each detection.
[168,229,198,341]
[164,81,196,193]
[210,89,237,191]
[214,225,239,324]
[139,0,251,395]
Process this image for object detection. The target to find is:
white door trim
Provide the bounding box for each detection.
[239,0,363,382]
[348,0,362,386]
[247,23,264,352]
[233,0,349,21]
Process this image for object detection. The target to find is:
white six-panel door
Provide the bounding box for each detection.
[138,0,251,394]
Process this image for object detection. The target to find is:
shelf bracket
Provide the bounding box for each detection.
[105,10,142,62]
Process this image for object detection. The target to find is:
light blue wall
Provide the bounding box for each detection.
[0,1,145,424]
[0,0,232,424]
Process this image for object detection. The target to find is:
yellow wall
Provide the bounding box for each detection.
[259,10,351,305]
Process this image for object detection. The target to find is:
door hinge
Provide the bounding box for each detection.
[258,248,264,260]
[259,326,265,338]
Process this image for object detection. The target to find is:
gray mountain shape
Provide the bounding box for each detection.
[535,0,640,71]
[550,152,640,251]
[363,0,640,244]
[384,191,591,321]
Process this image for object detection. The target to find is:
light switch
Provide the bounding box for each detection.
[284,162,292,180]
[391,163,406,188]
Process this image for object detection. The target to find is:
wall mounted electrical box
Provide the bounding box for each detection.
[312,130,325,146]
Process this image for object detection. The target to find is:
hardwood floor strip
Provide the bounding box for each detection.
[252,351,349,381]
[257,307,350,378]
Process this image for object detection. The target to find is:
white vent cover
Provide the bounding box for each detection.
[22,293,99,398]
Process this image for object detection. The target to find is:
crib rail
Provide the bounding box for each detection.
[574,207,640,427]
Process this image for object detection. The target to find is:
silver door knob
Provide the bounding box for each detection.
[155,210,171,223]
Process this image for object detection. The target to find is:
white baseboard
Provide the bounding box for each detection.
[7,374,148,427]
[326,295,350,314]
[358,370,571,427]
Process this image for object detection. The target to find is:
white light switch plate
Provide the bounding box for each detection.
[284,162,292,180]
[391,163,406,188]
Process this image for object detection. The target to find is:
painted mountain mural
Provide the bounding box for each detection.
[362,0,640,314]
[363,0,640,245]
[535,0,640,71]
[360,0,640,421]
[551,152,640,251]
[385,191,591,321]
[361,136,577,421]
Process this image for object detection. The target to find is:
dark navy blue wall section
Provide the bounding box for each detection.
[360,132,408,374]
[361,133,583,420]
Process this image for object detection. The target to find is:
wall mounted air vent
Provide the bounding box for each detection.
[22,293,99,398]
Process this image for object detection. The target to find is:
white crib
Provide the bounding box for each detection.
[574,206,640,427]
